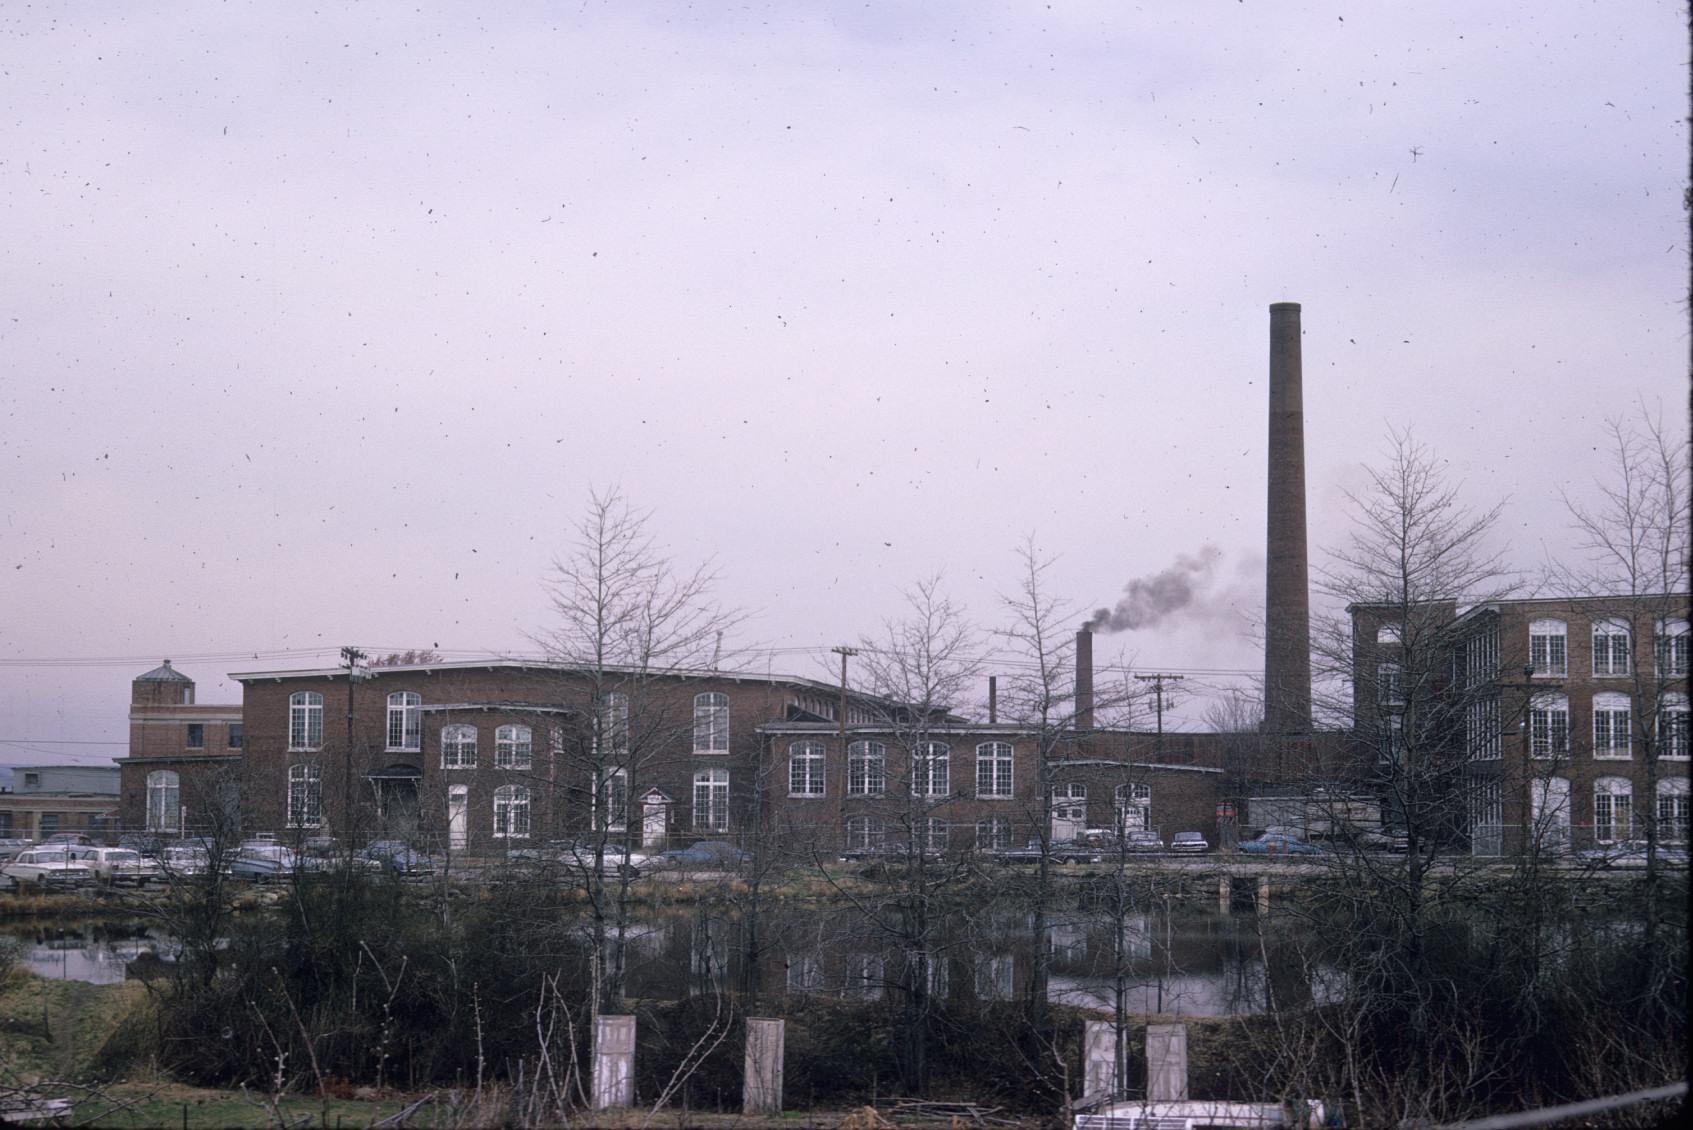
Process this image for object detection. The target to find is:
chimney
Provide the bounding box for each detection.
[1075,628,1094,730]
[1263,302,1313,734]
[987,675,998,724]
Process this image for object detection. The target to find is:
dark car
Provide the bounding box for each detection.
[1238,832,1324,856]
[652,840,752,870]
[359,840,441,876]
[1122,831,1164,854]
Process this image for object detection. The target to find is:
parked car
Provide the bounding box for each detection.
[69,846,164,886]
[1169,831,1210,855]
[1122,831,1164,854]
[517,839,651,876]
[228,841,331,881]
[651,840,752,870]
[41,832,96,847]
[359,840,441,876]
[158,843,212,878]
[1238,832,1324,856]
[987,839,1101,864]
[2,847,95,890]
[0,838,35,864]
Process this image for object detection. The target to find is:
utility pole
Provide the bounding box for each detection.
[831,646,858,834]
[1134,673,1184,757]
[340,645,367,843]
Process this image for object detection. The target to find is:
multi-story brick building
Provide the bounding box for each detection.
[1350,594,1690,855]
[115,661,245,836]
[0,764,120,840]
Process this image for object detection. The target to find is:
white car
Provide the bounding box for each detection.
[158,844,212,878]
[2,847,95,890]
[70,846,164,886]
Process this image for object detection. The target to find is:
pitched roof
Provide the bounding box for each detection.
[135,660,193,683]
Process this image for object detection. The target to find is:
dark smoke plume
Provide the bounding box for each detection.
[1087,546,1225,633]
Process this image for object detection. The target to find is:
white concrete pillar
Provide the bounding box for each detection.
[1083,1019,1120,1100]
[593,1014,636,1109]
[743,1017,785,1113]
[1146,1022,1188,1102]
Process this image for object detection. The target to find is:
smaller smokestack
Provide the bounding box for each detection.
[1075,628,1094,730]
[987,675,998,724]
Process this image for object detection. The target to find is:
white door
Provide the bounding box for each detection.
[641,794,668,849]
[447,785,469,851]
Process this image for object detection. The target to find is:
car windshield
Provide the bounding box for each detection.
[108,851,141,863]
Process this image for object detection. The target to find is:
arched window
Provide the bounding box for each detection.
[287,764,322,828]
[848,741,885,795]
[494,785,531,838]
[1659,619,1690,677]
[913,742,949,797]
[693,693,729,753]
[1592,777,1632,843]
[692,768,729,832]
[1529,776,1571,854]
[386,691,421,751]
[788,741,825,797]
[1529,619,1568,677]
[1375,624,1402,645]
[975,742,1013,799]
[1053,782,1087,822]
[442,723,478,768]
[145,770,180,833]
[1592,618,1631,677]
[495,725,533,770]
[1528,693,1570,758]
[1115,783,1152,831]
[1657,778,1689,843]
[288,691,323,751]
[845,814,884,852]
[1659,692,1689,760]
[1593,693,1632,759]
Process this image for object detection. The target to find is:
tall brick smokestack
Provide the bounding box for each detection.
[1075,627,1094,730]
[1264,302,1312,733]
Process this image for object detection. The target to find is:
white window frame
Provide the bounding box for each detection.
[1592,776,1633,843]
[975,742,1014,799]
[493,784,531,839]
[1115,783,1152,831]
[1659,692,1690,760]
[597,768,628,832]
[386,691,421,752]
[287,764,323,829]
[598,692,629,757]
[441,723,479,769]
[1592,618,1631,677]
[1528,693,1570,759]
[1466,696,1501,761]
[975,817,1012,851]
[1470,779,1503,857]
[1376,661,1404,706]
[848,740,885,795]
[1376,623,1402,645]
[1528,619,1568,678]
[1657,618,1690,677]
[145,770,180,833]
[693,692,729,754]
[692,768,729,832]
[495,724,533,770]
[288,691,323,751]
[788,740,826,797]
[912,741,950,797]
[919,817,949,855]
[844,814,883,852]
[1592,692,1632,760]
[1529,775,1571,854]
[1657,778,1689,843]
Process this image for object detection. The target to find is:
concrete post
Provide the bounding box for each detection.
[593,1014,636,1109]
[743,1017,785,1113]
[1083,1019,1119,1100]
[1146,1022,1189,1102]
[1256,876,1271,915]
[1218,875,1232,914]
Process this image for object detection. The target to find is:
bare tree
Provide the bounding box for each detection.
[1557,403,1690,969]
[531,487,744,1011]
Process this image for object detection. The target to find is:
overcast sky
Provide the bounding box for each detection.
[1,1,1685,766]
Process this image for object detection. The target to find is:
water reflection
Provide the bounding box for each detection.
[2,922,178,985]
